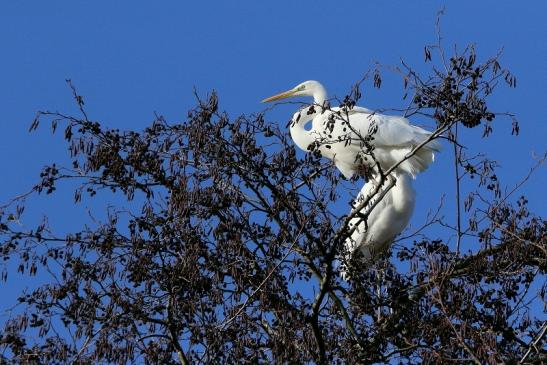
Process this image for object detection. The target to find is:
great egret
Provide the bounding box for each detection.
[262,80,441,179]
[344,171,415,262]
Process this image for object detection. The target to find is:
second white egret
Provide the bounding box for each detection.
[344,172,415,262]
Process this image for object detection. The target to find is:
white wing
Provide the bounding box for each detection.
[313,107,441,178]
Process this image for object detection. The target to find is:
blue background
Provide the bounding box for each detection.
[1,0,545,340]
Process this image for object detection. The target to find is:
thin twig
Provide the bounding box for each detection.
[452,124,463,255]
[217,224,305,329]
[520,321,547,363]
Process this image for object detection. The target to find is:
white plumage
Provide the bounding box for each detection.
[344,172,415,262]
[262,80,440,179]
[262,80,438,279]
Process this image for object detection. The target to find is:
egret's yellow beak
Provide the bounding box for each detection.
[261,88,298,103]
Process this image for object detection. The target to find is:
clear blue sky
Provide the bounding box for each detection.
[1,0,545,328]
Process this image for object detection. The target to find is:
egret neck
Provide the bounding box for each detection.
[289,81,327,152]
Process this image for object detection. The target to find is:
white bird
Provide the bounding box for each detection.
[262,80,441,179]
[343,171,415,264]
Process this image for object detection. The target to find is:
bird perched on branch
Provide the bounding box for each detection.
[262,80,438,279]
[262,80,441,179]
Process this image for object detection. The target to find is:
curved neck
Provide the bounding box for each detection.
[290,82,327,151]
[290,113,315,151]
[312,84,327,106]
[290,119,316,152]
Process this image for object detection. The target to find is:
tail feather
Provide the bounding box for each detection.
[395,140,441,178]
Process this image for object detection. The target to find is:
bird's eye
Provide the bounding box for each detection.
[297,85,306,91]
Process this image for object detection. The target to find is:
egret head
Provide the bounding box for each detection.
[261,80,324,103]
